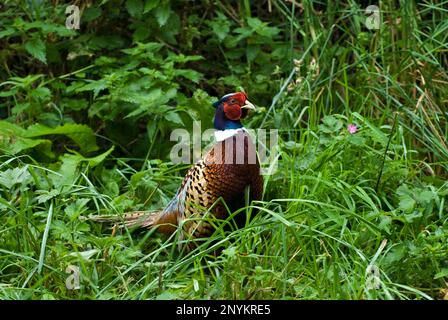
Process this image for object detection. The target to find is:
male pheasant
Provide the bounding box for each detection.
[93,92,263,246]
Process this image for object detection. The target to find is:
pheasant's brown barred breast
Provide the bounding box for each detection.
[180,130,263,239]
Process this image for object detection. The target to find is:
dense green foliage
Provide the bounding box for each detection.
[0,0,447,299]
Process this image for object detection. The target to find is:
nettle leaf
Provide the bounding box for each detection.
[246,45,260,62]
[30,86,52,101]
[319,115,343,133]
[49,154,79,189]
[415,189,436,205]
[125,88,177,118]
[165,111,183,125]
[23,20,75,37]
[283,141,302,152]
[0,28,16,39]
[166,53,203,63]
[24,38,47,64]
[144,0,160,13]
[0,166,32,190]
[174,69,202,83]
[83,146,115,167]
[155,5,171,27]
[228,28,254,47]
[209,12,230,41]
[25,123,99,153]
[126,0,144,18]
[11,102,31,115]
[247,17,280,38]
[434,268,448,279]
[35,189,60,204]
[65,198,90,221]
[62,98,89,111]
[75,80,108,98]
[67,249,100,261]
[0,87,18,97]
[398,196,416,213]
[0,121,53,156]
[8,74,44,89]
[50,147,114,189]
[122,42,164,56]
[378,215,392,234]
[383,244,406,265]
[83,6,102,22]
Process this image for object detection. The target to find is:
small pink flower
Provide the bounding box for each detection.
[347,124,357,134]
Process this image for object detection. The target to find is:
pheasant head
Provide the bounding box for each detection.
[213,92,256,130]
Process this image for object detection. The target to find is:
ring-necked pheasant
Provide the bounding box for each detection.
[92,92,263,247]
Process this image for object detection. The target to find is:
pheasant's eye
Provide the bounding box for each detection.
[229,99,236,104]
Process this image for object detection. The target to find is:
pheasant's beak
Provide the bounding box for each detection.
[241,100,256,110]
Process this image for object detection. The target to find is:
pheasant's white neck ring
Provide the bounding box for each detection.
[214,128,247,142]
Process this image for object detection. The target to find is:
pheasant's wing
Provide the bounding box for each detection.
[155,159,212,233]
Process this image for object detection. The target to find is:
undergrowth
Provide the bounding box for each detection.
[0,0,447,299]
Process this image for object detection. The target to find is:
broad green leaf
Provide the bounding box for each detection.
[0,87,18,97]
[166,53,203,63]
[155,5,171,26]
[247,17,280,38]
[383,244,406,265]
[49,154,80,189]
[126,0,143,18]
[246,45,260,62]
[415,190,436,205]
[83,146,115,167]
[125,88,177,119]
[65,198,90,221]
[398,196,416,213]
[210,13,230,41]
[75,80,107,98]
[0,166,32,189]
[144,0,160,13]
[319,115,343,133]
[50,147,114,189]
[30,86,52,101]
[404,210,423,223]
[0,28,16,39]
[434,269,448,279]
[165,111,183,125]
[0,121,53,156]
[174,69,202,83]
[83,6,102,22]
[378,215,392,234]
[62,98,89,111]
[283,141,302,151]
[25,123,98,153]
[68,249,100,261]
[36,189,60,204]
[6,74,44,90]
[24,38,47,64]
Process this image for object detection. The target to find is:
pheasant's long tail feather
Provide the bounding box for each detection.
[88,210,178,234]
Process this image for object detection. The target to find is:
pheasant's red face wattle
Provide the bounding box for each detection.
[222,92,252,121]
[223,102,242,120]
[213,91,256,130]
